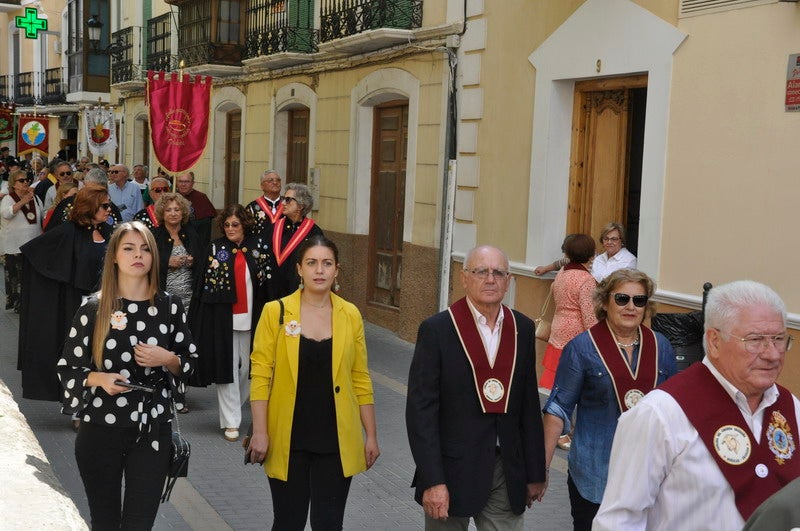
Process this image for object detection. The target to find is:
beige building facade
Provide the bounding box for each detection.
[107,0,800,389]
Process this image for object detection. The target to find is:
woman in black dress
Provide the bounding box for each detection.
[57,221,197,529]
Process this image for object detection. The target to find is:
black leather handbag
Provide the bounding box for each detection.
[161,398,190,502]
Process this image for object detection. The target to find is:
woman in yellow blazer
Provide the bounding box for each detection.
[249,235,379,530]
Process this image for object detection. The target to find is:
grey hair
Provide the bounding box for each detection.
[134,165,149,178]
[703,280,787,352]
[462,245,509,270]
[261,169,280,182]
[150,177,170,188]
[285,182,314,217]
[84,168,109,186]
[114,164,130,174]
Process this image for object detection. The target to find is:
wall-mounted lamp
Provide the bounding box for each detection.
[86,15,125,61]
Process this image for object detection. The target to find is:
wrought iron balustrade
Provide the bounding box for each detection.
[14,72,35,105]
[320,0,423,42]
[43,68,66,103]
[244,0,318,58]
[147,13,177,72]
[0,75,9,101]
[111,26,142,84]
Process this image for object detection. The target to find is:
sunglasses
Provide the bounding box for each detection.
[16,177,33,183]
[108,170,123,174]
[100,202,113,211]
[151,187,169,193]
[59,171,73,176]
[612,293,649,308]
[281,196,297,204]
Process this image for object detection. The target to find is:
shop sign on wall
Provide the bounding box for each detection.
[786,54,800,112]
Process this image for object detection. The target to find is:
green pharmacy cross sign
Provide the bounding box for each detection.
[16,8,48,39]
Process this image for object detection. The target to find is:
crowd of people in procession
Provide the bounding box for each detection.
[2,147,800,530]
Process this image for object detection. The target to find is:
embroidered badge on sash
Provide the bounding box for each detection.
[624,389,645,409]
[483,378,504,402]
[767,411,796,465]
[714,425,752,465]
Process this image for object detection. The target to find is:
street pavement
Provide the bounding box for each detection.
[0,274,572,530]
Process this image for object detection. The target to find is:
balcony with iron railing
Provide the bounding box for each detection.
[319,0,423,54]
[111,17,180,90]
[242,0,319,69]
[0,0,23,14]
[111,26,142,85]
[0,68,67,105]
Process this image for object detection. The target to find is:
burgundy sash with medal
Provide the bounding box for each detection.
[255,196,283,224]
[146,205,159,227]
[588,320,658,412]
[448,297,517,414]
[10,191,37,225]
[661,362,800,520]
[272,217,315,266]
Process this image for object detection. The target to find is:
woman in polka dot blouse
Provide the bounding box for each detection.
[57,221,198,529]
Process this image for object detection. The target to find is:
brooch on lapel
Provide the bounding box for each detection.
[285,320,301,337]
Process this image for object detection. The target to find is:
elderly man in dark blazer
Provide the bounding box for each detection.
[406,245,547,530]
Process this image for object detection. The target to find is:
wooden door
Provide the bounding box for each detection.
[224,110,241,205]
[568,75,647,246]
[368,102,407,308]
[286,108,309,184]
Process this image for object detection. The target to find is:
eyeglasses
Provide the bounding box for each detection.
[224,222,241,228]
[602,237,621,243]
[151,187,169,193]
[100,203,113,210]
[108,170,123,174]
[719,330,793,355]
[612,293,649,307]
[59,171,73,176]
[465,268,511,280]
[282,196,297,204]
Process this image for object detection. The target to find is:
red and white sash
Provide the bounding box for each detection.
[588,320,659,413]
[448,297,517,414]
[255,196,283,224]
[146,204,159,227]
[661,362,800,520]
[272,217,315,266]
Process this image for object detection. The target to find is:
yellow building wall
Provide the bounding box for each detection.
[662,3,800,312]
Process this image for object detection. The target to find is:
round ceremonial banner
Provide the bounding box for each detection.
[483,378,504,403]
[714,425,752,465]
[21,119,46,146]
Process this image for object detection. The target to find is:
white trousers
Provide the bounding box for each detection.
[217,329,251,429]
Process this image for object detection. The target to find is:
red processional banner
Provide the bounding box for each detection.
[17,115,49,157]
[147,70,212,173]
[0,103,15,142]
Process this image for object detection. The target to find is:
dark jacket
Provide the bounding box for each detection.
[152,224,203,292]
[405,305,546,516]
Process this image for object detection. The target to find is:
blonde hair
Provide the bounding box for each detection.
[52,182,79,210]
[92,222,161,368]
[154,192,191,225]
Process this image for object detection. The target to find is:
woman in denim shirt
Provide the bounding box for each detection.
[542,269,677,531]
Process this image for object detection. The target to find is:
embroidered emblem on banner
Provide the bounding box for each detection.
[166,108,191,145]
[624,389,645,409]
[767,410,795,465]
[714,425,752,465]
[482,378,504,403]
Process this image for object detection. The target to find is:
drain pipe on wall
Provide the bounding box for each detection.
[436,10,464,311]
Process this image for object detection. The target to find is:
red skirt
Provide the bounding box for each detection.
[538,343,563,390]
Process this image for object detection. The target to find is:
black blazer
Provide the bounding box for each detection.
[405,307,546,517]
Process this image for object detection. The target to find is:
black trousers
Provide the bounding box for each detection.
[567,473,600,531]
[4,253,22,309]
[268,450,353,531]
[75,422,171,530]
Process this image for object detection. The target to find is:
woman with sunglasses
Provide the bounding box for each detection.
[189,204,271,440]
[541,269,677,531]
[18,184,114,411]
[1,170,43,312]
[269,183,323,300]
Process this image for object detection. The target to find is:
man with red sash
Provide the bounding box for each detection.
[245,169,283,238]
[132,177,171,229]
[595,280,800,530]
[406,245,547,529]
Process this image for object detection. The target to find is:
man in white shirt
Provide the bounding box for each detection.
[594,280,800,530]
